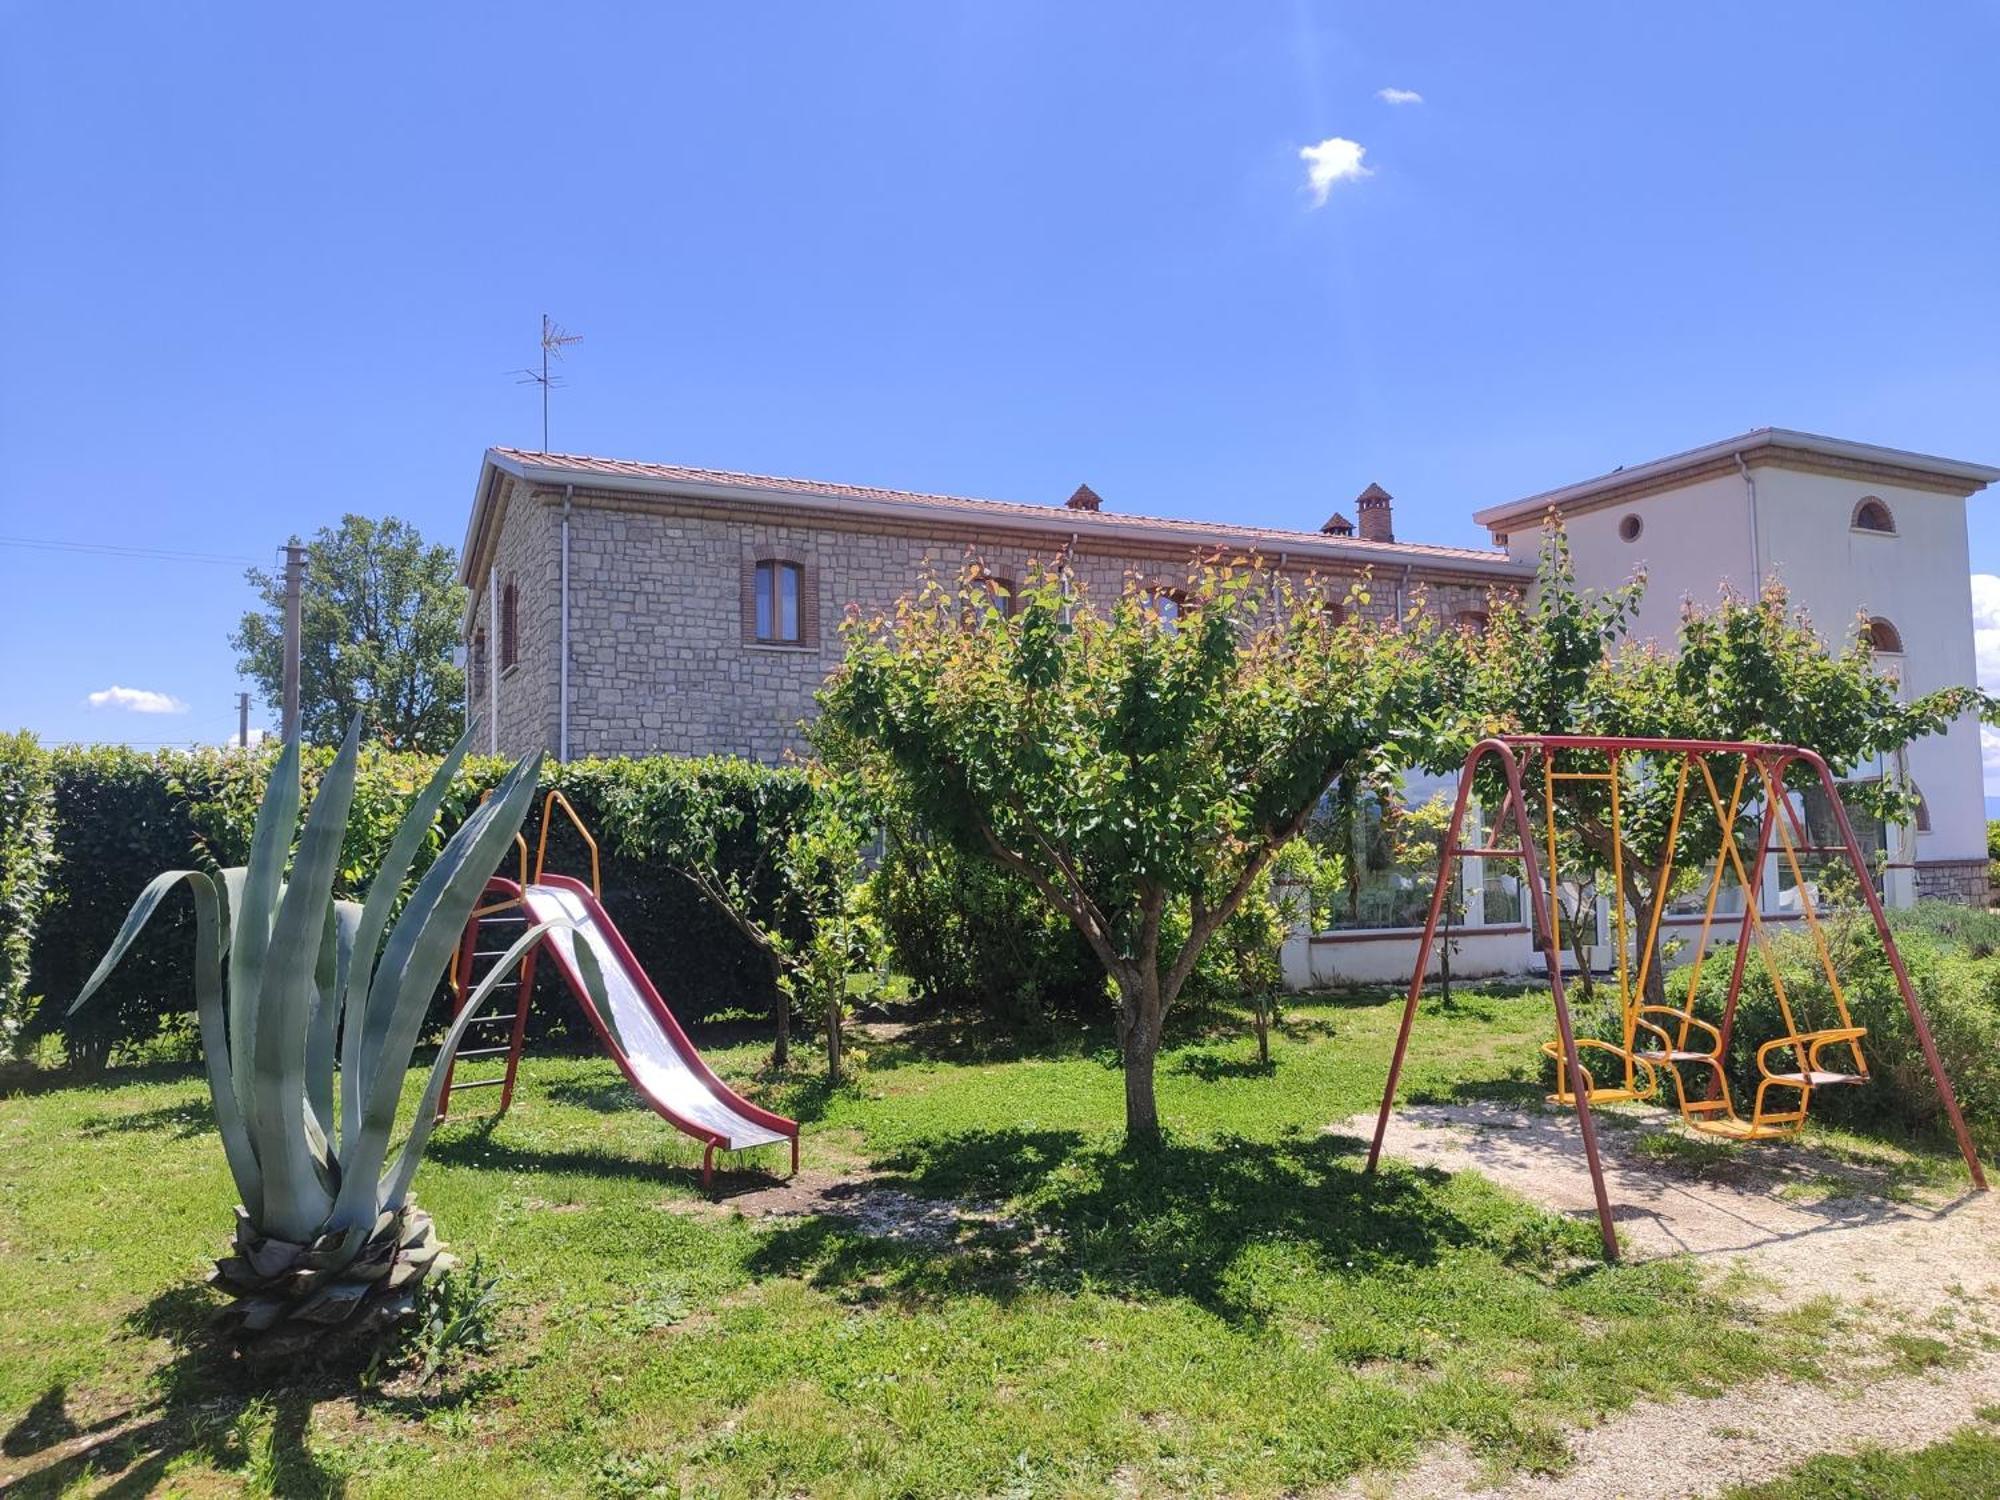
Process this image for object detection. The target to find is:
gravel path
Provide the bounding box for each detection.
[1334,1102,2000,1496]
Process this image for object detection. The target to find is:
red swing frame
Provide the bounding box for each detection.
[1362,734,1987,1262]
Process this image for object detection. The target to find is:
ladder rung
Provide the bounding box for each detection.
[1458,845,1523,858]
[463,1012,519,1026]
[456,1046,515,1060]
[449,1078,506,1091]
[1549,771,1615,782]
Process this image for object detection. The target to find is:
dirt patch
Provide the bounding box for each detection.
[1336,1101,2000,1497]
[1340,1102,2000,1317]
[672,1168,1020,1247]
[1334,1346,2000,1500]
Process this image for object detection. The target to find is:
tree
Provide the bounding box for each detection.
[816,557,1442,1146]
[232,515,466,751]
[1456,524,1994,996]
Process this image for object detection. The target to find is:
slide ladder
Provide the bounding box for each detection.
[437,833,537,1123]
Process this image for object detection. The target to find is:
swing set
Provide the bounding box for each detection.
[1366,734,1987,1261]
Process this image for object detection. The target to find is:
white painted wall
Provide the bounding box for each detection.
[1497,462,1986,869]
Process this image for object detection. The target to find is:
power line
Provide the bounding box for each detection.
[0,534,261,567]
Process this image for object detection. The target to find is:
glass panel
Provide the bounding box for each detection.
[755,563,774,640]
[779,563,800,641]
[1771,784,1885,910]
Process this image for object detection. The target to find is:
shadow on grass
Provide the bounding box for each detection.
[1171,1050,1277,1081]
[4,1266,514,1497]
[746,1125,1533,1324]
[77,1097,215,1139]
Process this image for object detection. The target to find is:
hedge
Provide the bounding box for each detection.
[11,742,819,1068]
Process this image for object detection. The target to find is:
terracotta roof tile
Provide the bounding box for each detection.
[488,448,1516,567]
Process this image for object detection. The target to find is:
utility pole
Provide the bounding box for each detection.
[281,540,306,745]
[237,691,251,748]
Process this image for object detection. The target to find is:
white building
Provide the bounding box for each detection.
[1284,428,1998,990]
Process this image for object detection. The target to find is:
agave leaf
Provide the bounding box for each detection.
[69,869,263,1220]
[327,751,544,1239]
[254,717,362,1243]
[339,732,474,1154]
[377,919,605,1213]
[229,737,301,1135]
[308,899,360,1146]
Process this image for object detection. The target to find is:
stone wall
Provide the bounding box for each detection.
[1915,857,1990,907]
[465,478,559,758]
[472,485,1509,763]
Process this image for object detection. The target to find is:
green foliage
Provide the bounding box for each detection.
[0,731,54,1052]
[18,747,824,1065]
[817,556,1445,1140]
[1689,905,2000,1152]
[404,1256,503,1387]
[230,514,467,751]
[868,829,1106,1020]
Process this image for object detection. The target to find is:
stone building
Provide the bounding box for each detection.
[459,428,1998,964]
[458,448,1523,764]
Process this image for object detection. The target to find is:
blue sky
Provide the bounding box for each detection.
[5,3,2000,763]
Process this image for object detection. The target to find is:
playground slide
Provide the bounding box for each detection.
[518,874,799,1184]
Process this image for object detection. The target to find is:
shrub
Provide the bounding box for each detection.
[868,830,1105,1021]
[1689,906,2000,1153]
[20,745,827,1066]
[0,732,54,1052]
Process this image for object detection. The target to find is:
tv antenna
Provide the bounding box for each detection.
[515,313,583,452]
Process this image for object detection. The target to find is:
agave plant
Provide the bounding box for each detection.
[72,719,599,1369]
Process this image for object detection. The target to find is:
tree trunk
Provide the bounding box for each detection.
[769,952,790,1071]
[824,991,842,1085]
[1122,1033,1161,1147]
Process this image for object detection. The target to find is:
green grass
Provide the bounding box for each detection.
[1724,1428,2000,1499]
[0,987,1945,1496]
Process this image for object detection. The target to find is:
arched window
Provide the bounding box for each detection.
[1913,785,1932,834]
[989,576,1018,617]
[1451,609,1489,635]
[1852,497,1896,534]
[500,577,519,669]
[1145,587,1186,633]
[1867,617,1904,655]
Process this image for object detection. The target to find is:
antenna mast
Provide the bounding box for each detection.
[516,313,583,452]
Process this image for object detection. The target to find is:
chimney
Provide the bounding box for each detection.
[1355,482,1393,543]
[1320,511,1355,538]
[1065,483,1103,512]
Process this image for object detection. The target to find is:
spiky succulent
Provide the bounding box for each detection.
[72,720,599,1369]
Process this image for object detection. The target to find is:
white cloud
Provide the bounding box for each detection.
[1376,87,1424,105]
[86,684,189,715]
[1300,137,1372,205]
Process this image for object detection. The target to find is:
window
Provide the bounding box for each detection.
[470,629,488,695]
[1618,514,1644,543]
[754,560,805,643]
[500,577,519,669]
[1451,610,1489,635]
[1852,497,1896,534]
[988,576,1018,617]
[1146,587,1186,632]
[1914,786,1932,834]
[1867,617,1904,655]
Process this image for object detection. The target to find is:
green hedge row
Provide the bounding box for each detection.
[1,738,817,1068]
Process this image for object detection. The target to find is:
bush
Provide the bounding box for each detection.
[18,744,825,1068]
[1690,904,2000,1153]
[868,830,1105,1020]
[0,732,54,1052]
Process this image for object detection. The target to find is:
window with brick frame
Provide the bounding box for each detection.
[470,628,488,695]
[500,576,519,669]
[743,556,816,646]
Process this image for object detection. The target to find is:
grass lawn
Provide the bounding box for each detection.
[0,987,1940,1497]
[1724,1419,2000,1499]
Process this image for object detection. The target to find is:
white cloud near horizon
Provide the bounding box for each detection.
[1376,87,1423,105]
[1970,574,2000,792]
[86,684,189,715]
[1300,137,1371,205]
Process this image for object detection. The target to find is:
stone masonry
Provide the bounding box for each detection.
[464,462,1523,764]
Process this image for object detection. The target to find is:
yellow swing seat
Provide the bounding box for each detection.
[1540,1036,1658,1106]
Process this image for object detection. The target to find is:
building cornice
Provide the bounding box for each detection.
[1473,428,2000,533]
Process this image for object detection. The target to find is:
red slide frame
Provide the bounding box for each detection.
[490,872,800,1190]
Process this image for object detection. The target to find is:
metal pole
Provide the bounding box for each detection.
[488,564,501,754]
[280,541,306,745]
[560,487,573,762]
[236,691,251,748]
